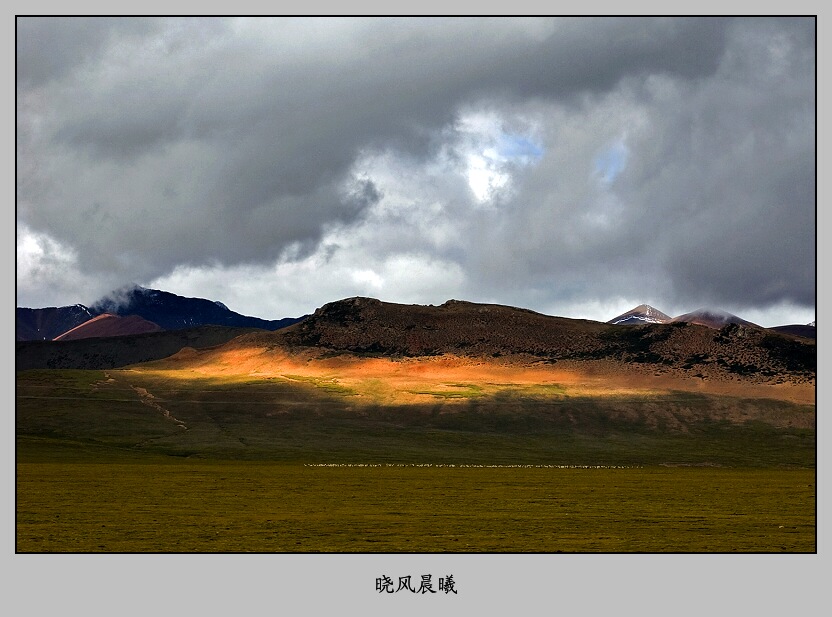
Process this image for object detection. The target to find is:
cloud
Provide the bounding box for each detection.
[151,249,467,320]
[16,17,814,326]
[16,223,117,308]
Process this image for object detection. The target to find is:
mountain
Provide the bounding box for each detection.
[610,305,814,338]
[89,285,305,332]
[16,296,816,383]
[769,324,816,340]
[670,308,759,329]
[608,304,672,326]
[206,297,814,383]
[274,297,603,358]
[16,305,94,341]
[608,306,760,330]
[16,286,307,342]
[53,313,162,341]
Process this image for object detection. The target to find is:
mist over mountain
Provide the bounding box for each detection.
[607,304,814,337]
[89,285,304,331]
[670,308,759,329]
[16,285,306,341]
[18,288,815,346]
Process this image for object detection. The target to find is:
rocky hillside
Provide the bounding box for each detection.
[248,297,815,383]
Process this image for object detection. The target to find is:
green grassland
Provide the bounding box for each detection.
[16,369,815,466]
[16,462,815,552]
[15,368,816,552]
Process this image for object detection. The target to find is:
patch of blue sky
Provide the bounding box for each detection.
[594,141,628,183]
[495,134,544,164]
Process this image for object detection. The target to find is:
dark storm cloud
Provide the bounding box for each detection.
[16,17,160,88]
[17,17,814,322]
[447,17,815,318]
[17,18,728,271]
[617,17,815,310]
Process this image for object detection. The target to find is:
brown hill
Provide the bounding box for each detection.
[769,324,816,340]
[181,297,814,389]
[19,297,815,406]
[53,313,162,341]
[275,297,607,358]
[131,297,811,411]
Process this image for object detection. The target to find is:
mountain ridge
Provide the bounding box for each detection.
[17,285,306,341]
[17,296,816,395]
[89,285,304,332]
[17,291,815,343]
[221,296,815,385]
[15,305,94,341]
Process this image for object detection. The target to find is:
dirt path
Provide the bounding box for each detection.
[130,385,188,430]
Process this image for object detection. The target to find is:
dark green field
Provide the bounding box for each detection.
[15,368,816,553]
[16,460,815,552]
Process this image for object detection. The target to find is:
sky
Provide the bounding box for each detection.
[15,16,817,327]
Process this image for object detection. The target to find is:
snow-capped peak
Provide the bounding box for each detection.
[608,304,672,325]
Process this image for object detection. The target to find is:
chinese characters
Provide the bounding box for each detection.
[376,574,457,594]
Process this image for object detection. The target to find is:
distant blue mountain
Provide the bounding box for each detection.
[15,304,94,341]
[16,286,306,341]
[89,285,305,332]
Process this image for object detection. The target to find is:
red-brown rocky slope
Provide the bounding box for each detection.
[53,313,162,341]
